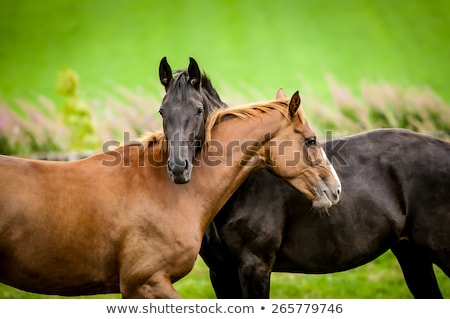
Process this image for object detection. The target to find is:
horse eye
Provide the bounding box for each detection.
[305,138,316,146]
[158,109,164,117]
[196,107,203,115]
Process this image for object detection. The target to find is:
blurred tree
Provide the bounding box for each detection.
[57,68,99,151]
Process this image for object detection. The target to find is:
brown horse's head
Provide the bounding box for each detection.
[263,89,341,209]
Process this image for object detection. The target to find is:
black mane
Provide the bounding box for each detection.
[172,69,227,116]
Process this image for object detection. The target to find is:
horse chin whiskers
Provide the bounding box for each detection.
[310,205,330,217]
[311,192,333,216]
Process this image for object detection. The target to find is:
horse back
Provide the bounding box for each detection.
[0,155,126,294]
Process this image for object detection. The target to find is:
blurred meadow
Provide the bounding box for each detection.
[0,0,449,298]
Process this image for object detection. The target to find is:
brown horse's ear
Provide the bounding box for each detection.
[288,91,301,117]
[159,57,173,91]
[275,88,286,99]
[188,57,201,89]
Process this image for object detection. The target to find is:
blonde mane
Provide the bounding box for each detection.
[116,131,167,153]
[139,131,167,149]
[204,98,290,143]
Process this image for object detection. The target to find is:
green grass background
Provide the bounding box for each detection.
[1,252,449,298]
[0,0,449,298]
[1,0,449,104]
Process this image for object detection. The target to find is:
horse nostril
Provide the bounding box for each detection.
[167,159,189,174]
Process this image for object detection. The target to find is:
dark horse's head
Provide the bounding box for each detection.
[159,57,227,184]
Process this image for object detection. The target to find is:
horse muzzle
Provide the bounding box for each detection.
[313,180,341,210]
[167,158,193,184]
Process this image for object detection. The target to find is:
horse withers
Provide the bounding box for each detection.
[0,92,341,298]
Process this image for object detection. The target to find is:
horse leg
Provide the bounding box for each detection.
[209,267,243,298]
[238,253,273,298]
[121,272,182,299]
[391,240,443,298]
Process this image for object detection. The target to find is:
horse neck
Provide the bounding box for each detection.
[189,109,285,233]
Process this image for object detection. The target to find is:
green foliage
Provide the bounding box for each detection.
[0,128,58,156]
[57,68,99,151]
[310,79,450,141]
[0,100,64,156]
[0,72,161,156]
[341,105,361,125]
[1,79,449,155]
[0,136,14,155]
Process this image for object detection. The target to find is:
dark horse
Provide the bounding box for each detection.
[201,128,450,298]
[159,57,226,183]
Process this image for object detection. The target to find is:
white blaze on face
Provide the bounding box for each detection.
[321,148,341,190]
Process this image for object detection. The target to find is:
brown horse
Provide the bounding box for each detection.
[0,92,341,298]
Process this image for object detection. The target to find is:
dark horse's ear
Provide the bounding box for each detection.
[288,91,301,117]
[188,57,201,89]
[159,57,173,91]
